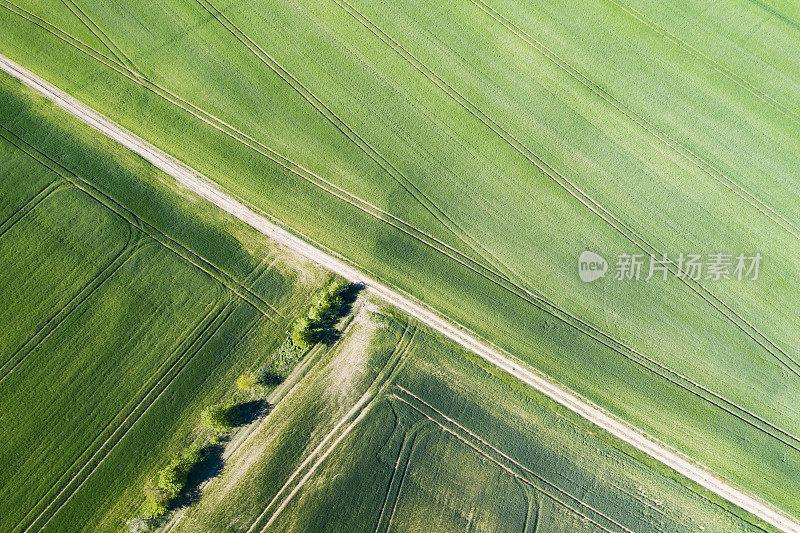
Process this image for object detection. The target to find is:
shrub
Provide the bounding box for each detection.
[201,404,232,434]
[142,481,168,519]
[236,371,258,391]
[291,317,316,349]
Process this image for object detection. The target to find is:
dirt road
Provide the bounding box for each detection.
[2,53,796,532]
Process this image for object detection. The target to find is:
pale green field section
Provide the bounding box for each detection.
[0,74,324,532]
[176,307,764,532]
[1,0,798,521]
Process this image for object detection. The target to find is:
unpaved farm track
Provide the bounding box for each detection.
[1,54,797,533]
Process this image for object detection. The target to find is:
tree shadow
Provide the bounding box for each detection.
[259,369,283,387]
[228,399,271,428]
[170,442,225,509]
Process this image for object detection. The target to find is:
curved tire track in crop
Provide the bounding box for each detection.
[247,323,416,533]
[0,12,797,457]
[393,388,628,533]
[5,56,796,530]
[0,116,282,320]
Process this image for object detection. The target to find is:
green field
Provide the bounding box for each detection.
[178,304,763,532]
[1,0,799,526]
[0,74,329,532]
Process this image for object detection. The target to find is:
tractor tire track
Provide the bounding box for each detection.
[247,323,416,533]
[1,9,796,459]
[375,422,426,533]
[0,10,796,456]
[0,0,527,298]
[0,225,137,382]
[21,299,236,533]
[10,290,225,531]
[58,0,137,73]
[373,414,426,533]
[325,0,800,384]
[194,0,523,290]
[0,118,283,321]
[605,0,800,127]
[393,388,627,533]
[0,180,64,238]
[742,0,800,32]
[469,0,800,241]
[5,56,795,531]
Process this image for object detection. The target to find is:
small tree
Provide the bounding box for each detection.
[236,371,258,392]
[307,304,324,323]
[142,481,168,519]
[291,317,316,349]
[201,405,232,434]
[157,459,185,499]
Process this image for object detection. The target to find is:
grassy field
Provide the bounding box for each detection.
[1,0,799,523]
[178,304,765,532]
[0,73,329,532]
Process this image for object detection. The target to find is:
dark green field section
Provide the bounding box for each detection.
[1,0,799,523]
[180,310,762,532]
[0,76,319,532]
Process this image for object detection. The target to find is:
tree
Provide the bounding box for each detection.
[291,317,316,349]
[201,404,232,434]
[236,371,258,392]
[142,481,169,518]
[291,326,315,349]
[157,459,185,499]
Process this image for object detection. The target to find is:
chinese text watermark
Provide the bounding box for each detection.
[578,251,761,283]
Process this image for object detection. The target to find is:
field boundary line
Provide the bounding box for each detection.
[392,389,627,533]
[2,55,797,532]
[162,300,370,532]
[161,311,338,533]
[220,297,367,465]
[23,300,236,533]
[328,0,800,384]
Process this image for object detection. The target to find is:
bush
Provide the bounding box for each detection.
[140,443,205,519]
[142,481,168,519]
[236,371,258,391]
[291,326,315,349]
[290,281,352,349]
[201,405,232,434]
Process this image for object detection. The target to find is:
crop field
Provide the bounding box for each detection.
[1,0,799,526]
[178,306,763,532]
[0,74,326,532]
